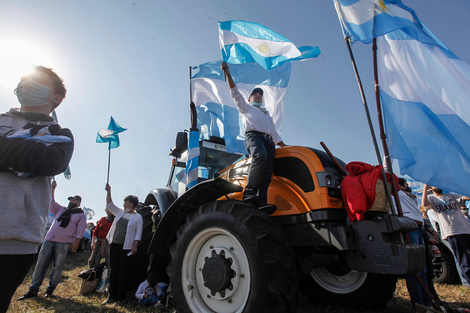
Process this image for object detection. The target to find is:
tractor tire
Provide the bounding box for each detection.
[433,242,460,285]
[300,266,397,310]
[170,200,297,313]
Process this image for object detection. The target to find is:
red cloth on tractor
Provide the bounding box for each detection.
[341,161,397,221]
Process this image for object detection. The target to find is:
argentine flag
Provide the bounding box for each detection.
[334,0,470,195]
[191,60,291,154]
[378,30,470,196]
[219,20,320,71]
[96,116,127,149]
[334,0,442,45]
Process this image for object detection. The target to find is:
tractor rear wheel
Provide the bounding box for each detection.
[170,200,297,313]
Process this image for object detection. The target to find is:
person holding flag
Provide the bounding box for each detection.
[221,61,286,215]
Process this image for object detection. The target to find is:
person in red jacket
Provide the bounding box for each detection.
[88,209,114,269]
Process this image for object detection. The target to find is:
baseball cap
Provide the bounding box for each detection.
[68,195,82,203]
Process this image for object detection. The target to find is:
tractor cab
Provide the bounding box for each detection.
[167,131,245,196]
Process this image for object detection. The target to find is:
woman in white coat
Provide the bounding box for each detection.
[101,183,143,305]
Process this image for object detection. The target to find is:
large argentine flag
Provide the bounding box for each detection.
[191,60,291,154]
[219,21,320,70]
[334,0,442,45]
[378,31,470,196]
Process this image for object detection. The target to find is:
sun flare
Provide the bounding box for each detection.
[0,38,55,93]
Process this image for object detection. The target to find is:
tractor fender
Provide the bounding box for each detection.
[144,187,177,216]
[148,177,243,257]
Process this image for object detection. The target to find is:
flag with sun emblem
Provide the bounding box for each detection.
[219,21,320,70]
[333,0,435,44]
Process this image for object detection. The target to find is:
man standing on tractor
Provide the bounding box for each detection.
[221,62,286,215]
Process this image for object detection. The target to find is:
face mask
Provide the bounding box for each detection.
[250,101,262,108]
[67,202,78,209]
[15,80,51,107]
[124,207,132,213]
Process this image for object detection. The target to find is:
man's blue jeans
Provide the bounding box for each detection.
[244,131,276,203]
[29,241,70,294]
[405,227,433,309]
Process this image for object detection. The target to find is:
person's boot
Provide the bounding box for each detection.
[18,290,37,300]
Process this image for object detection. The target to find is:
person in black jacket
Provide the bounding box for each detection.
[0,66,74,313]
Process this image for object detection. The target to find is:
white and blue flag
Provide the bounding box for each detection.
[334,0,470,195]
[190,60,291,154]
[185,129,200,189]
[219,20,320,70]
[334,0,443,45]
[378,31,470,196]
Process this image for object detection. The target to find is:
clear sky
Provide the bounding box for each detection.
[0,0,469,223]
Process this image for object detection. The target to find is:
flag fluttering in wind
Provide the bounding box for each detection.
[219,20,320,70]
[83,207,95,220]
[334,0,442,45]
[96,117,127,149]
[334,0,470,196]
[190,60,291,154]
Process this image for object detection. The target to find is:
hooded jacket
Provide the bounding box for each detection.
[0,108,74,254]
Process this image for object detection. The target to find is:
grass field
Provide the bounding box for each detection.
[7,250,470,313]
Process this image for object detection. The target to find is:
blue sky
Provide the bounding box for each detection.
[0,0,469,222]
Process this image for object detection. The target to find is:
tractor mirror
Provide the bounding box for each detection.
[170,131,188,158]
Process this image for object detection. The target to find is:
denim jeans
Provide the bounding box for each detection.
[29,241,70,294]
[405,227,433,309]
[244,131,276,202]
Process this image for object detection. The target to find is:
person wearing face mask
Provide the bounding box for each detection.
[19,181,86,300]
[0,66,74,313]
[221,62,286,215]
[102,183,143,306]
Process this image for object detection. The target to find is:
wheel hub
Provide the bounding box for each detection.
[202,251,234,292]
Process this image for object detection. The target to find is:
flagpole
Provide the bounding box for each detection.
[343,37,397,216]
[107,145,111,184]
[372,37,446,313]
[372,38,402,216]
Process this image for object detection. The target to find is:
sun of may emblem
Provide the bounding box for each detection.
[258,44,269,54]
[377,0,389,13]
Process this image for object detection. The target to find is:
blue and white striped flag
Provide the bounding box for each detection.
[378,30,470,196]
[334,0,470,195]
[190,60,291,154]
[334,0,443,46]
[219,20,320,70]
[185,129,200,189]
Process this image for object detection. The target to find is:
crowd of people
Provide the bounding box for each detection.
[1,65,469,313]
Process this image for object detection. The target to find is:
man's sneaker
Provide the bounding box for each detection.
[101,297,117,305]
[18,292,37,300]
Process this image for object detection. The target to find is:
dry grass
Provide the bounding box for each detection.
[8,251,470,313]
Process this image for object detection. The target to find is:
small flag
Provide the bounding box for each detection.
[83,207,95,220]
[96,117,127,149]
[219,20,320,70]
